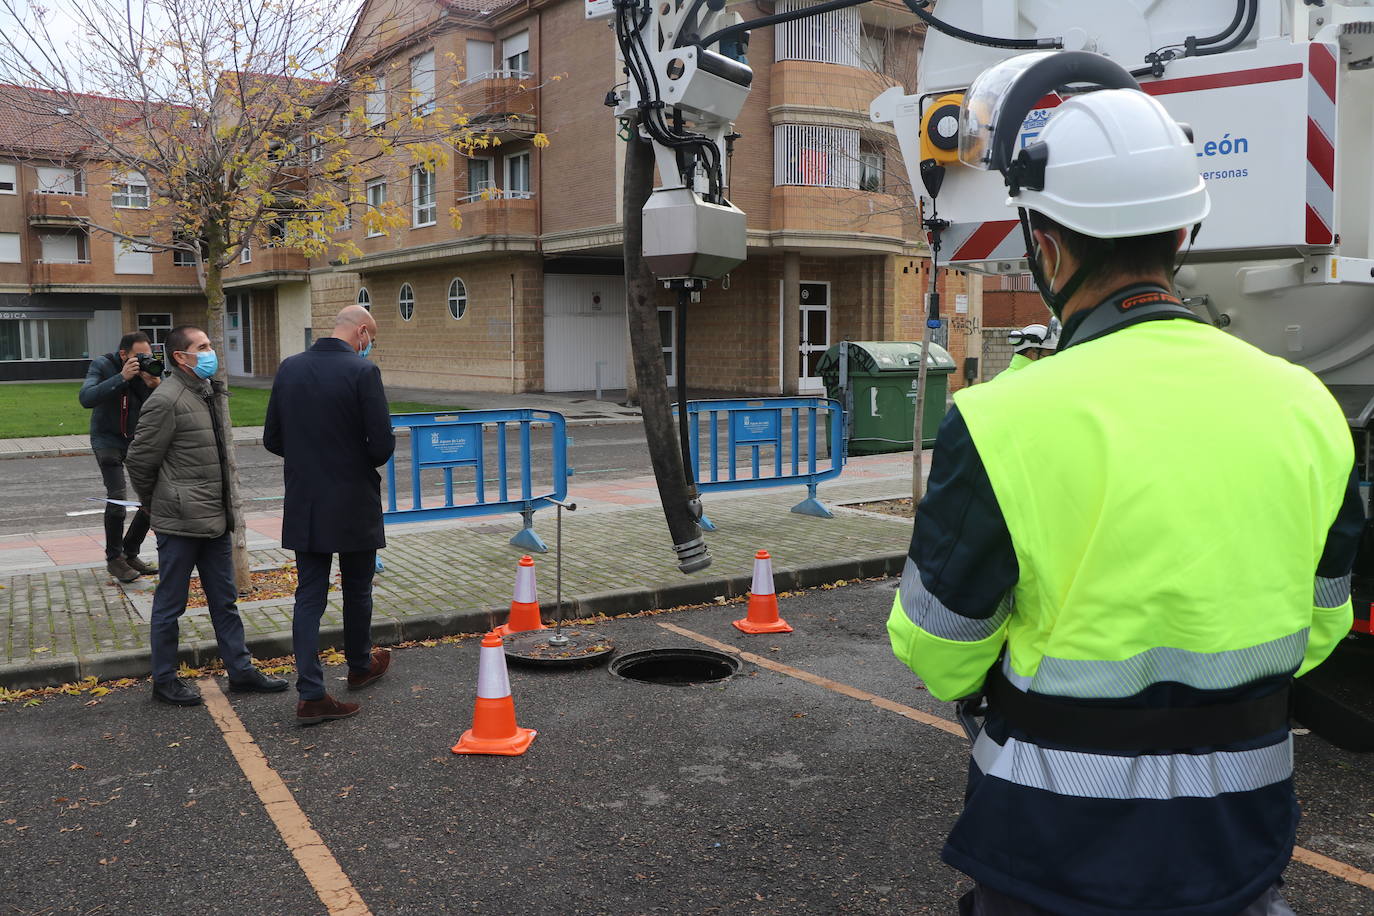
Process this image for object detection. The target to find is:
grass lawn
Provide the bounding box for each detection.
[0,381,462,439]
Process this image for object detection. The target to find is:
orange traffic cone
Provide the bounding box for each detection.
[452,632,537,756]
[733,550,793,634]
[495,555,546,637]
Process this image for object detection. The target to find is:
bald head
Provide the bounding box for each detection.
[331,304,377,356]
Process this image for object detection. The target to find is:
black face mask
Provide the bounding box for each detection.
[1018,208,1114,321]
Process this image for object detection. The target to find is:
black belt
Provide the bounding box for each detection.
[986,667,1290,752]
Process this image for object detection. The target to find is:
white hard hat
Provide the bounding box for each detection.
[1013,89,1210,238]
[1008,323,1057,353]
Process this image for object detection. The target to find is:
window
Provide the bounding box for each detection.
[0,318,88,361]
[773,124,859,189]
[0,232,19,263]
[776,0,859,66]
[860,31,885,72]
[410,50,435,115]
[36,166,82,195]
[467,158,494,199]
[465,39,494,82]
[0,163,15,194]
[173,247,196,266]
[366,178,386,237]
[112,171,150,208]
[366,75,387,126]
[398,283,414,321]
[310,138,325,163]
[339,202,353,232]
[859,148,884,192]
[411,167,437,226]
[114,237,155,273]
[39,232,85,263]
[503,31,530,74]
[138,312,173,355]
[448,278,467,319]
[357,287,371,310]
[506,152,531,198]
[240,244,252,264]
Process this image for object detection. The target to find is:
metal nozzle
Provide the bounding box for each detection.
[673,535,712,573]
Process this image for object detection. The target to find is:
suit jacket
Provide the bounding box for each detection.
[264,338,395,552]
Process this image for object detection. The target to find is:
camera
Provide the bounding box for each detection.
[136,352,165,376]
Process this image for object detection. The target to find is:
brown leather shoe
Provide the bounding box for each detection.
[296,694,360,725]
[347,648,391,691]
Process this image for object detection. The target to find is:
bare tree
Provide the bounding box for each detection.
[0,0,547,586]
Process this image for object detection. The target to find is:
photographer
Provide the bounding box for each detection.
[79,331,163,583]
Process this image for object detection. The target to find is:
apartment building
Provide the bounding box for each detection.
[0,99,206,380]
[302,0,984,395]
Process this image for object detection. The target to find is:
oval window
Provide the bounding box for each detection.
[398,283,414,321]
[448,278,467,319]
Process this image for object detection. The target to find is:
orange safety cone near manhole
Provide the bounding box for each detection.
[733,550,793,634]
[452,632,537,756]
[495,555,546,637]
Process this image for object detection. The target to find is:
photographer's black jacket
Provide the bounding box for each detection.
[79,352,153,450]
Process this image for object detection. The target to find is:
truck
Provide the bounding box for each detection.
[870,0,1374,747]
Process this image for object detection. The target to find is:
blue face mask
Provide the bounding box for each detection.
[181,349,218,379]
[359,329,373,359]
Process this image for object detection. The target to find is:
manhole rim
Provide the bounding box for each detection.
[608,646,741,686]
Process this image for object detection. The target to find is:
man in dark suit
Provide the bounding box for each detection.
[265,305,396,724]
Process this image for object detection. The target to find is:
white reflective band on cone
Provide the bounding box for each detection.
[477,643,513,699]
[751,556,774,596]
[514,565,537,604]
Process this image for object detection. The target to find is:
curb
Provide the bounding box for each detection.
[0,551,906,690]
[0,414,644,462]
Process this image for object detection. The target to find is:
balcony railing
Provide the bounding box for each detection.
[457,189,534,204]
[462,68,534,84]
[775,0,860,66]
[30,259,95,286]
[27,190,90,225]
[774,124,860,189]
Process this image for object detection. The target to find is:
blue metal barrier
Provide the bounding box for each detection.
[383,409,570,552]
[678,397,845,520]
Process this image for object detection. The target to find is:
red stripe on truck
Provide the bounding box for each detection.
[1307,118,1335,188]
[1309,43,1337,103]
[1142,63,1303,96]
[952,220,1019,261]
[1306,204,1334,246]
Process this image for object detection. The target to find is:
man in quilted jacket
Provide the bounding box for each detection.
[126,325,286,706]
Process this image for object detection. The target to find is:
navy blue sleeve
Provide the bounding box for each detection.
[1323,466,1365,578]
[911,405,1019,620]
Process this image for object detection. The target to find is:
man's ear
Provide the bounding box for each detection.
[1176,227,1188,251]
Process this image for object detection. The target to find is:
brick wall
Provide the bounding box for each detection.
[310,270,361,337]
[250,288,281,375]
[361,254,543,392]
[980,328,1017,379]
[984,289,1052,328]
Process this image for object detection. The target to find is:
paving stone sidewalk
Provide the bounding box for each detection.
[0,460,920,689]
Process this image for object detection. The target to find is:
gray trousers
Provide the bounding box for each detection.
[959,883,1295,915]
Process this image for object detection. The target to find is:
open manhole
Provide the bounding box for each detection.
[609,648,740,686]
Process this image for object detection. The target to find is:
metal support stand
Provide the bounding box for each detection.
[509,505,549,553]
[790,482,833,518]
[505,499,616,667]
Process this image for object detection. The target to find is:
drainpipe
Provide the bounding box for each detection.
[510,272,516,392]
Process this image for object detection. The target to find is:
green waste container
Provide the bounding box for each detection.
[817,341,955,455]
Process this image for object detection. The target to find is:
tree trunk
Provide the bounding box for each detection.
[912,271,936,504]
[622,121,711,572]
[201,251,253,592]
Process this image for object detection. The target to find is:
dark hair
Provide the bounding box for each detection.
[1028,210,1180,285]
[117,330,151,354]
[165,325,204,361]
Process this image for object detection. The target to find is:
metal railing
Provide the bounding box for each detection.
[457,188,534,204]
[383,409,570,552]
[461,68,535,84]
[678,397,846,519]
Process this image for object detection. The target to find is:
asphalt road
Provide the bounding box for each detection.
[0,423,658,537]
[2,582,1372,915]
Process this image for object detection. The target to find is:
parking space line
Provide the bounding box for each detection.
[200,678,373,916]
[657,622,964,737]
[662,623,1374,895]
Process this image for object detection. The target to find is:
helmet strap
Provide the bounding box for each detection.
[1172,222,1203,281]
[1018,208,1113,320]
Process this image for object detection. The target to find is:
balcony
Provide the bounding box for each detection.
[224,246,309,283]
[27,190,90,228]
[31,259,94,287]
[770,60,898,125]
[457,71,539,136]
[770,185,906,244]
[456,192,537,237]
